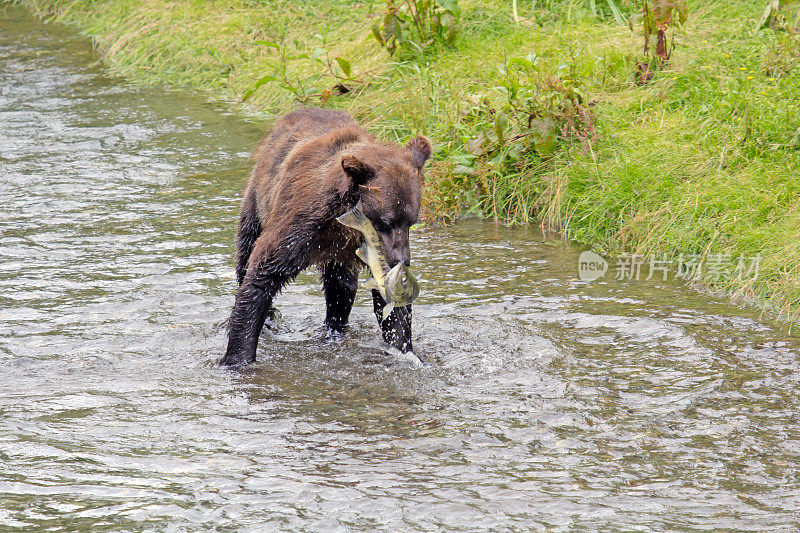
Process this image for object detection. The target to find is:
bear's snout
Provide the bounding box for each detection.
[380,226,411,268]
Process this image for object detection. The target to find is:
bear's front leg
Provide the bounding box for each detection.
[221,272,281,367]
[372,289,413,353]
[222,226,312,367]
[322,262,358,335]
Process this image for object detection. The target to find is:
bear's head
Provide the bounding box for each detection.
[341,135,432,267]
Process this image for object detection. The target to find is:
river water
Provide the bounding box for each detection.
[2,7,800,531]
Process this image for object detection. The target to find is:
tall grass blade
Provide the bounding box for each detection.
[606,0,626,25]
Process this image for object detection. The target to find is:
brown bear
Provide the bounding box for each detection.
[221,108,432,367]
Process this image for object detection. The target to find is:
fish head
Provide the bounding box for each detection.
[384,263,420,306]
[340,137,432,268]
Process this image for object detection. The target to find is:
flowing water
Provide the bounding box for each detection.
[2,7,800,531]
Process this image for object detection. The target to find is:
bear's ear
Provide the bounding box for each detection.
[406,135,432,169]
[341,155,372,186]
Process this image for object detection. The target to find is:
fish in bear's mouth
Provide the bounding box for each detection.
[337,201,420,321]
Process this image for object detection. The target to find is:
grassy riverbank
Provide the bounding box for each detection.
[13,0,800,322]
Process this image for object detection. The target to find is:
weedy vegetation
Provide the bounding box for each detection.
[14,0,800,323]
[371,0,462,61]
[241,35,358,105]
[632,0,688,83]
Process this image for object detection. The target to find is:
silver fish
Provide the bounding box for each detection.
[384,263,420,306]
[336,201,420,321]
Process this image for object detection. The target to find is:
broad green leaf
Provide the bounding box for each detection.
[453,164,476,176]
[431,12,442,32]
[242,75,276,101]
[677,1,689,25]
[440,13,459,44]
[371,18,384,44]
[435,0,461,17]
[335,57,352,78]
[382,12,402,44]
[508,57,534,70]
[254,40,279,49]
[494,112,507,144]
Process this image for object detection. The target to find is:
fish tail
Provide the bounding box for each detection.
[336,201,368,231]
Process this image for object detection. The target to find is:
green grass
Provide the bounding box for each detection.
[13,0,800,322]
